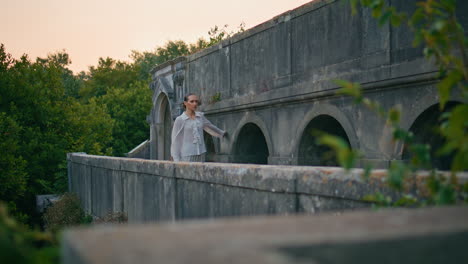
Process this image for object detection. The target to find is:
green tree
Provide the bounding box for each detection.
[0,22,248,224]
[155,40,191,63]
[0,45,114,223]
[76,55,151,157]
[97,81,151,156]
[130,50,162,81]
[0,113,28,221]
[79,57,140,99]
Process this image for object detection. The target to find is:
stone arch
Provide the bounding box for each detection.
[152,91,174,123]
[230,113,272,164]
[204,131,216,162]
[400,90,464,131]
[233,123,270,164]
[400,92,442,132]
[293,104,358,166]
[151,76,175,104]
[402,101,460,170]
[151,92,173,160]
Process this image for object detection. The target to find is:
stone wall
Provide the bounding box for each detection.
[67,153,467,223]
[184,0,467,100]
[148,0,468,167]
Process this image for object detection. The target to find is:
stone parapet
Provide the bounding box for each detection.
[62,206,468,264]
[67,153,468,223]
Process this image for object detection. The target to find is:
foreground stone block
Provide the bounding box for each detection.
[62,206,468,264]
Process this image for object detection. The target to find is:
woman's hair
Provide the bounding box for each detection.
[181,93,201,109]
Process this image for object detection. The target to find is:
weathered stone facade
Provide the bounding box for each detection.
[146,0,467,168]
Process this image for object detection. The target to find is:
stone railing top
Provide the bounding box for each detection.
[126,140,149,156]
[62,205,468,264]
[68,153,468,202]
[150,56,187,75]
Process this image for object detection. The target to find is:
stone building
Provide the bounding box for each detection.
[138,0,467,169]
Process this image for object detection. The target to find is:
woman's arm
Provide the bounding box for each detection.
[171,118,184,161]
[201,114,225,138]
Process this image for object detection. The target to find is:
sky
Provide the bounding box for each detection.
[1,0,312,73]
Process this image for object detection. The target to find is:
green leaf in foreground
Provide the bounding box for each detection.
[317,134,359,170]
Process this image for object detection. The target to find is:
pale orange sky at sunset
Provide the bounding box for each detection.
[1,0,312,73]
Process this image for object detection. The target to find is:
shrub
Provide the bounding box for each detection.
[42,193,87,232]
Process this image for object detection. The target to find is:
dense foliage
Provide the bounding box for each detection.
[0,202,59,264]
[0,23,243,226]
[0,45,114,224]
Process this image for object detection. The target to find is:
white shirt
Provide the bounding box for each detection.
[171,111,225,161]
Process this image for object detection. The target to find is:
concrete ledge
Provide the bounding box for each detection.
[62,206,468,264]
[150,56,186,75]
[126,140,150,159]
[68,153,467,222]
[175,162,297,193]
[119,158,174,176]
[296,167,393,199]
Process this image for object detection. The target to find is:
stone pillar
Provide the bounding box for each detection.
[149,124,158,160]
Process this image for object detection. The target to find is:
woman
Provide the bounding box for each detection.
[171,93,227,162]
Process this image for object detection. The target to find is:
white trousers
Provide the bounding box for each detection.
[180,153,206,162]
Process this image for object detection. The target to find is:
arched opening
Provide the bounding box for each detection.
[298,115,351,166]
[204,131,215,162]
[233,123,269,164]
[157,95,172,160]
[402,101,459,170]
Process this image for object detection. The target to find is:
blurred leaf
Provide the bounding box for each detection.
[335,79,362,99]
[390,13,403,27]
[393,128,414,143]
[350,0,359,14]
[388,108,401,124]
[394,194,418,206]
[362,163,373,181]
[317,134,359,170]
[437,70,463,109]
[443,104,468,139]
[437,140,456,156]
[436,183,456,205]
[388,161,407,190]
[348,0,467,208]
[379,10,392,26]
[363,192,392,207]
[452,149,468,172]
[409,144,432,168]
[432,20,446,31]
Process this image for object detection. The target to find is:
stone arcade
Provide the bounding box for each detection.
[140,0,467,169]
